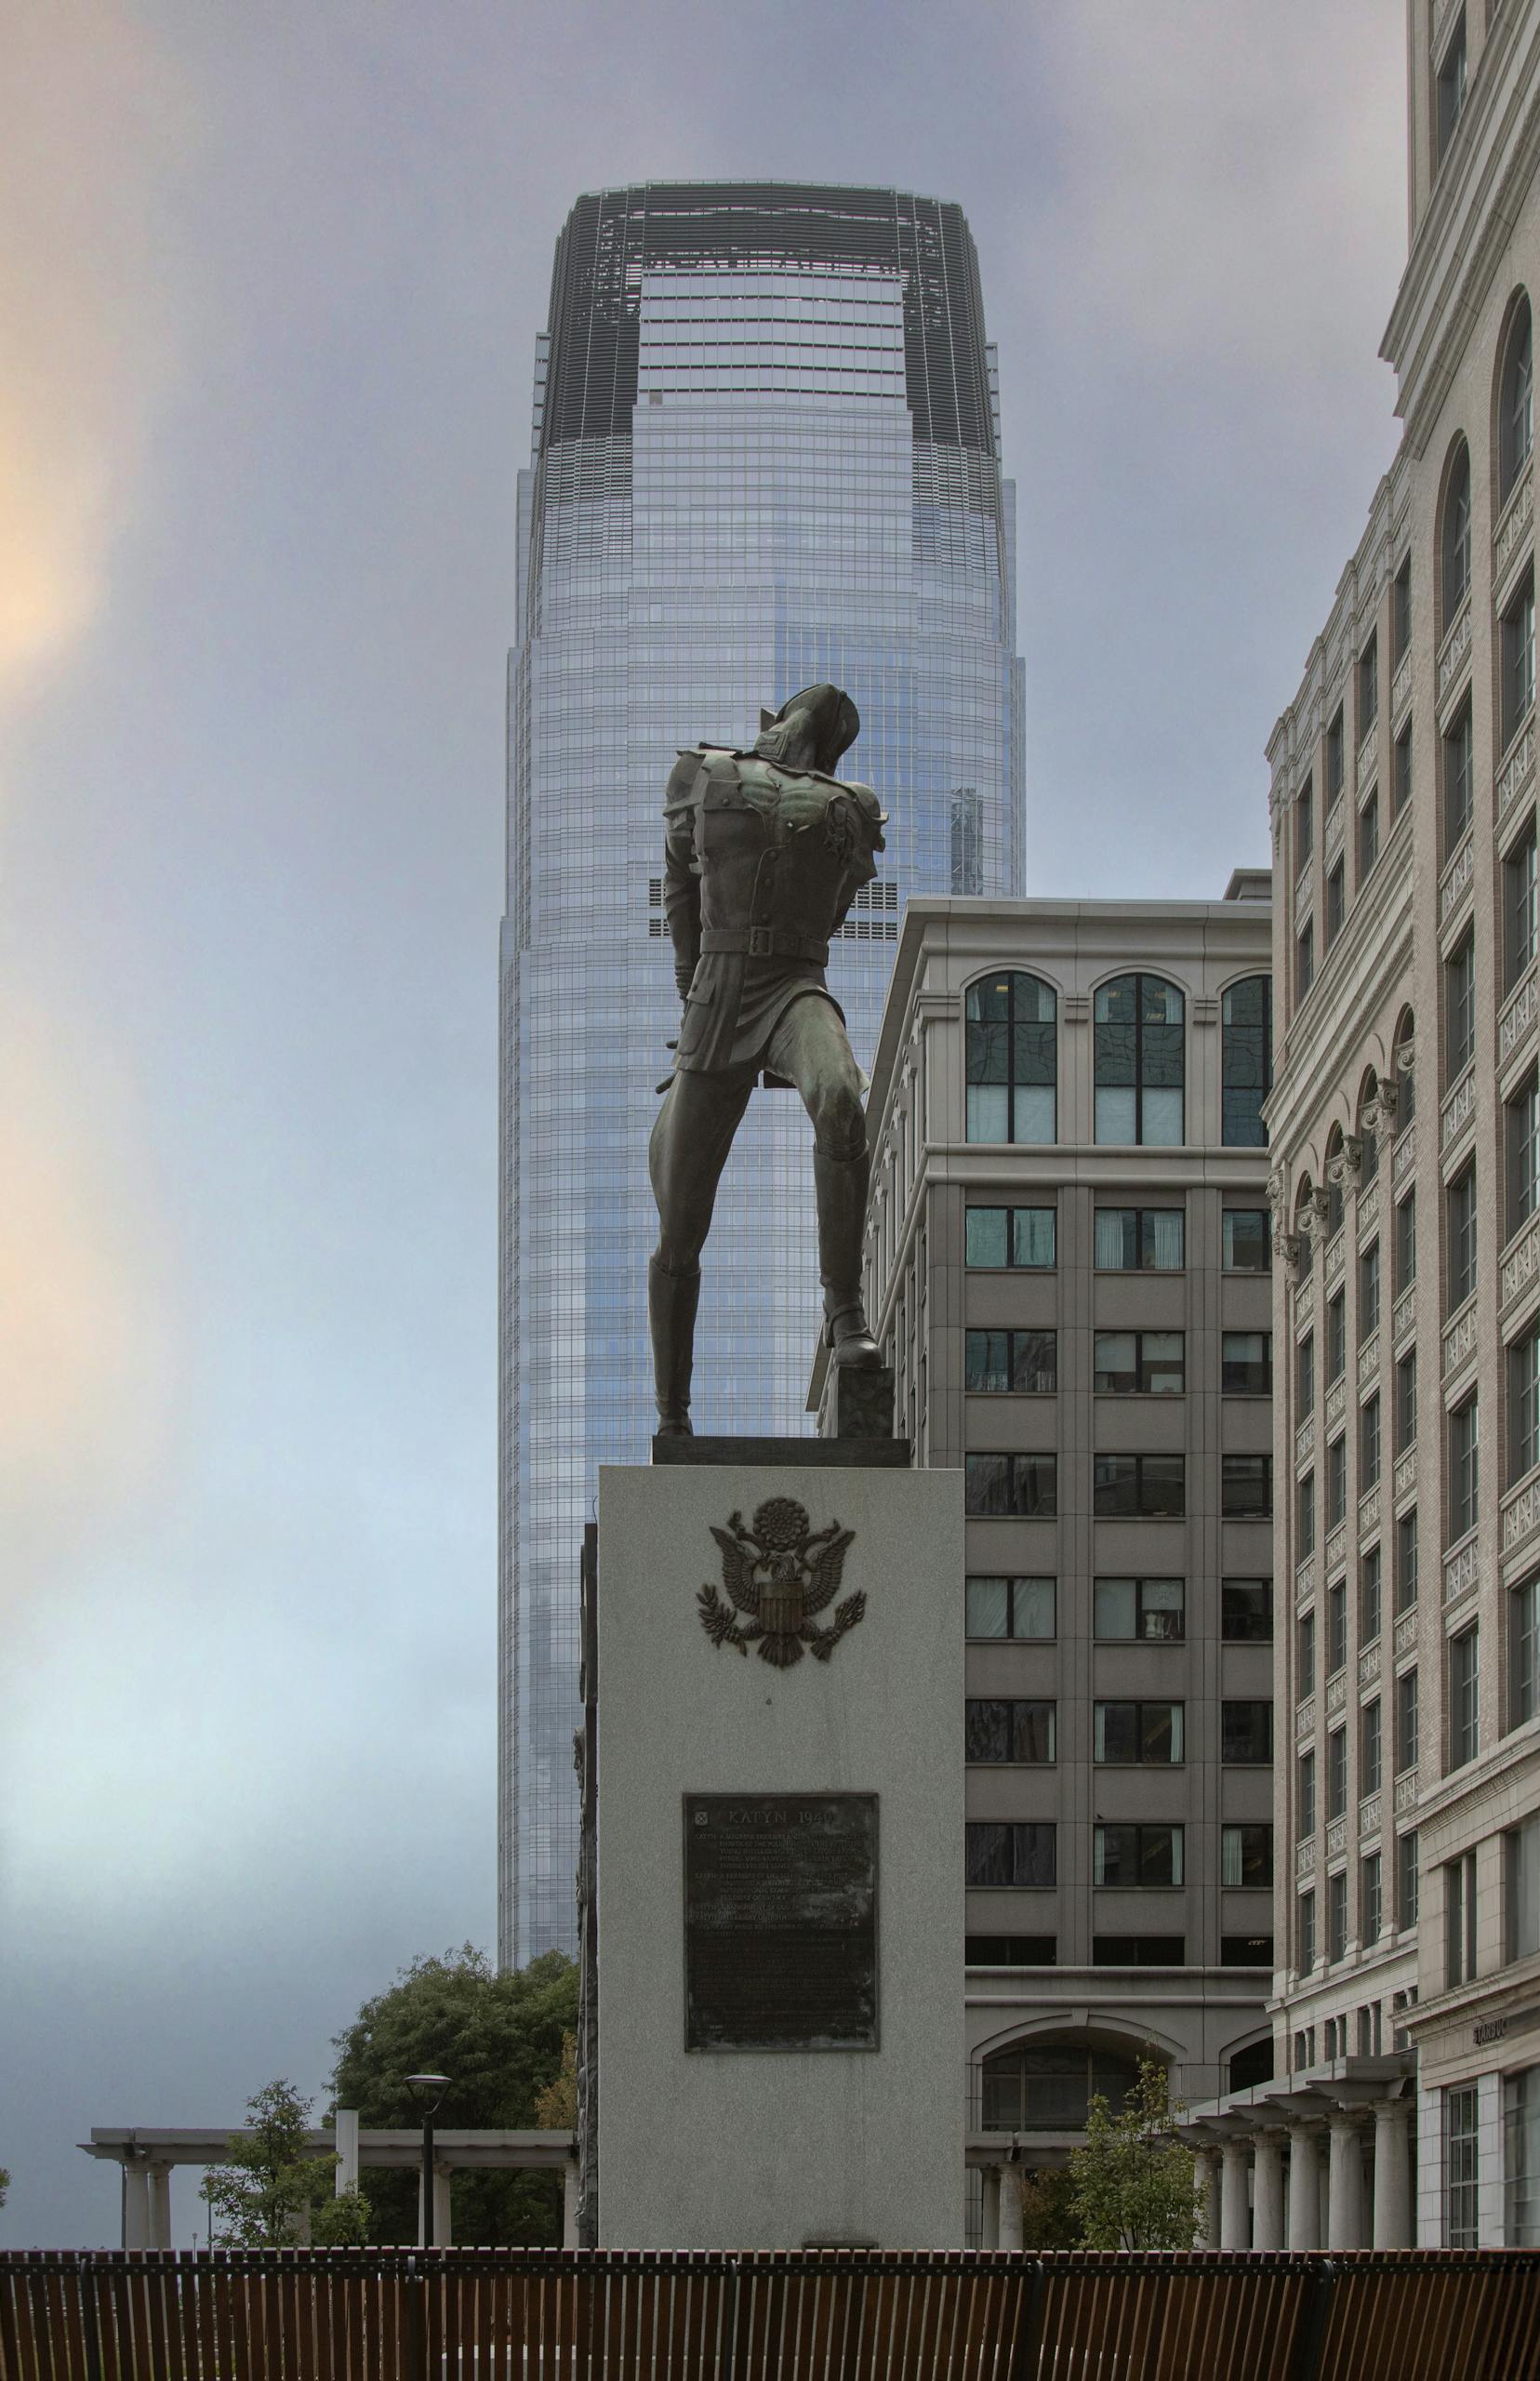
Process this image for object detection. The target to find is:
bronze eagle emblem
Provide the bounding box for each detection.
[697,1496,866,1668]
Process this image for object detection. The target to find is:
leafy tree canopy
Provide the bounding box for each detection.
[1067,2058,1201,2253]
[202,2080,371,2247]
[327,1945,577,2246]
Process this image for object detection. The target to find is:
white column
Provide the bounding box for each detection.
[122,2162,151,2251]
[1327,2114,1363,2251]
[1252,2135,1285,2252]
[1372,2099,1413,2248]
[563,2157,580,2249]
[1193,2148,1221,2248]
[980,2166,1002,2251]
[1286,2125,1321,2251]
[432,2165,453,2248]
[145,2168,172,2250]
[998,2165,1024,2252]
[335,2109,360,2196]
[1219,2140,1252,2250]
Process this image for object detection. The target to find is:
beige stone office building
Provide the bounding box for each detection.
[821,885,1274,2237]
[1178,0,1540,2251]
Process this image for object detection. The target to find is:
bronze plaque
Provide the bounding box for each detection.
[684,1792,877,2051]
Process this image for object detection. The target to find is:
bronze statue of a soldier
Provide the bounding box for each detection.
[648,683,885,1436]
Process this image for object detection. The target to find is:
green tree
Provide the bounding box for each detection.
[328,1945,578,2246]
[1016,2164,1082,2250]
[202,2081,370,2246]
[534,2032,578,2132]
[1067,2059,1201,2252]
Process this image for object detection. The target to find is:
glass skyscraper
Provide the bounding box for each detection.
[501,183,1022,1964]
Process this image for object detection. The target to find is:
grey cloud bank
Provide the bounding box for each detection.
[1,0,1402,2243]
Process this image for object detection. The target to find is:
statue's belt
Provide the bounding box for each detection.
[699,926,830,964]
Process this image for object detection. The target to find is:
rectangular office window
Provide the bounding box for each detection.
[965,1698,1056,1764]
[965,1454,1057,1518]
[1222,1455,1272,1518]
[1094,1701,1184,1764]
[1360,791,1380,881]
[1362,1849,1384,1942]
[1298,1608,1316,1694]
[965,1935,1056,1969]
[1327,1435,1348,1529]
[1506,2068,1540,2247]
[1449,1167,1478,1310]
[1393,555,1412,665]
[1360,1242,1381,1340]
[1093,1454,1185,1518]
[1326,858,1347,943]
[1328,1290,1347,1382]
[1512,1328,1540,1482]
[1507,1816,1540,1962]
[1360,632,1378,732]
[1361,1696,1382,1794]
[1328,1724,1348,1819]
[1503,570,1536,751]
[1397,1351,1418,1453]
[1093,1330,1185,1394]
[1451,1396,1480,1539]
[1361,1546,1383,1645]
[1222,1701,1274,1764]
[1447,2084,1480,2249]
[1222,1935,1274,1968]
[1221,1824,1273,1888]
[1509,1075,1540,1235]
[1327,1579,1348,1677]
[1093,1935,1186,1967]
[1299,1888,1317,1970]
[1436,5,1468,158]
[1299,1748,1317,1840]
[1398,1829,1420,1929]
[1223,1331,1272,1395]
[1361,1393,1382,1491]
[1450,1626,1480,1769]
[1222,1578,1272,1642]
[1297,922,1315,1000]
[1444,699,1474,854]
[1093,1576,1185,1642]
[965,1576,1056,1641]
[1094,1207,1185,1270]
[965,1821,1057,1889]
[1296,781,1314,871]
[1297,1331,1316,1418]
[1397,1665,1419,1773]
[1094,1824,1183,1888]
[1513,1575,1540,1727]
[1327,707,1345,804]
[1447,933,1477,1082]
[1393,722,1413,816]
[1223,1208,1270,1272]
[965,1329,1058,1394]
[1506,824,1538,993]
[1328,1869,1348,1963]
[965,1205,1055,1269]
[1446,1849,1479,1987]
[1395,1190,1416,1293]
[1297,1471,1316,1558]
[1397,1509,1419,1612]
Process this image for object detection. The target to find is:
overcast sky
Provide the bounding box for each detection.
[1,0,1407,2245]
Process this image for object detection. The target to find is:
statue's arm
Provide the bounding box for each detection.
[662,753,703,1001]
[828,784,886,935]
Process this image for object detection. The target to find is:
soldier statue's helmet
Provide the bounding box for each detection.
[756,683,860,776]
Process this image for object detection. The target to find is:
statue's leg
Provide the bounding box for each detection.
[763,997,881,1370]
[647,1069,752,1433]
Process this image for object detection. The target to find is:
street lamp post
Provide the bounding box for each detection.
[404,2073,451,2249]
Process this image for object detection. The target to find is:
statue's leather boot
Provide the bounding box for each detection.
[649,1257,700,1434]
[814,1147,882,1370]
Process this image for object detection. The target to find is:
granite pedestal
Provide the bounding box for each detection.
[591,1445,963,2249]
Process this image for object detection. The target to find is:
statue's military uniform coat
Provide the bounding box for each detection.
[661,745,886,1077]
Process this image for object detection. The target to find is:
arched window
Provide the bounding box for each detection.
[964,972,1056,1143]
[1228,2036,1274,2093]
[1441,440,1472,627]
[1094,974,1185,1145]
[1500,299,1533,506]
[1394,1011,1416,1129]
[1324,1125,1346,1240]
[1221,976,1272,1147]
[1358,1071,1381,1183]
[981,2040,1145,2133]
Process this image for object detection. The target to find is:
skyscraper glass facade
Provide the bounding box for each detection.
[501,184,1022,1963]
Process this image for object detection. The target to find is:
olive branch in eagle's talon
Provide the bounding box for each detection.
[697,1581,750,1654]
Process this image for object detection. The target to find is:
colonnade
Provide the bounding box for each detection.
[1188,2097,1414,2250]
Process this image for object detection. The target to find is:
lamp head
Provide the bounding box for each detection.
[404,2072,451,2115]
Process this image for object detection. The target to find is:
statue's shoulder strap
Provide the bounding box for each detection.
[664,749,710,814]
